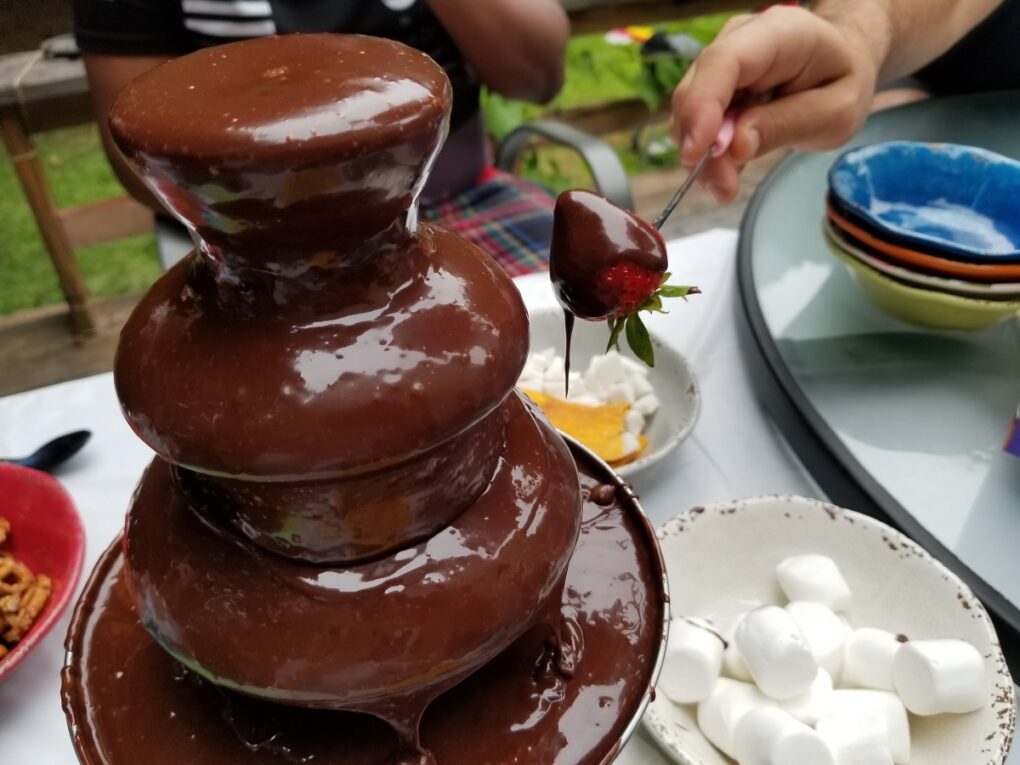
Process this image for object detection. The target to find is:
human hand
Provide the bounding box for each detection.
[671,5,882,202]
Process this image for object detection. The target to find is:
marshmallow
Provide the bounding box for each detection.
[620,432,641,457]
[546,356,565,379]
[606,381,636,404]
[776,554,852,611]
[619,354,650,377]
[518,375,542,392]
[816,714,893,765]
[660,618,725,704]
[585,352,627,391]
[786,601,848,680]
[843,628,903,691]
[565,373,586,394]
[631,373,654,397]
[633,393,660,416]
[735,606,819,700]
[734,707,836,765]
[541,380,569,397]
[829,690,910,764]
[723,643,754,683]
[781,669,835,725]
[892,639,987,716]
[534,347,555,365]
[696,678,775,759]
[571,394,601,407]
[624,409,644,436]
[711,602,763,683]
[523,351,552,378]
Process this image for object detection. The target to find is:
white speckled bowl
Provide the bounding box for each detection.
[643,495,1016,765]
[526,305,700,480]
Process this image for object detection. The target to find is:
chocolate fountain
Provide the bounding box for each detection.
[62,34,668,764]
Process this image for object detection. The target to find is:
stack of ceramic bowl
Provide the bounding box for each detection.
[824,140,1020,330]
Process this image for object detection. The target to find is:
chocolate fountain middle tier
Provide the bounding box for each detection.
[116,223,528,563]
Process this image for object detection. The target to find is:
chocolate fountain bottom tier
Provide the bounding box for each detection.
[123,393,581,712]
[63,448,666,765]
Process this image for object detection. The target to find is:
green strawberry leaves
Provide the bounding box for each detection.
[604,272,700,367]
[625,313,655,366]
[606,316,626,353]
[605,313,654,366]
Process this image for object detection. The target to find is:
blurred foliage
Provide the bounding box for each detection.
[484,12,738,192]
[482,13,736,141]
[635,53,692,111]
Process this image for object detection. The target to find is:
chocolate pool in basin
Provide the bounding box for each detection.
[61,34,668,764]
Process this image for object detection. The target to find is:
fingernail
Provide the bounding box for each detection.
[746,127,761,158]
[681,134,694,164]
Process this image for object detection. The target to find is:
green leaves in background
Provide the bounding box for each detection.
[635,53,692,111]
[482,12,738,193]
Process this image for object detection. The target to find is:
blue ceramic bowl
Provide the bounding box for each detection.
[828,141,1020,263]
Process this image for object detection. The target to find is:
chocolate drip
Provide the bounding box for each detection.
[564,308,575,396]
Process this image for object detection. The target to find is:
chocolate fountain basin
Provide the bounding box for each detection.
[62,436,669,765]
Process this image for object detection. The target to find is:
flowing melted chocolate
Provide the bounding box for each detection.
[62,449,666,765]
[564,309,575,397]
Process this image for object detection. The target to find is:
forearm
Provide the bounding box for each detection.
[813,0,1004,83]
[95,118,166,213]
[426,0,569,103]
[83,53,171,214]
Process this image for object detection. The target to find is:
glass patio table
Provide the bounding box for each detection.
[738,91,1020,670]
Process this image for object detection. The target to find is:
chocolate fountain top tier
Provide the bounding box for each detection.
[110,35,452,256]
[111,34,528,480]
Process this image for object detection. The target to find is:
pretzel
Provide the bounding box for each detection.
[3,576,50,643]
[0,517,52,655]
[0,553,32,596]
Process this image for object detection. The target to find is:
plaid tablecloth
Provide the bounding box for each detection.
[423,169,554,277]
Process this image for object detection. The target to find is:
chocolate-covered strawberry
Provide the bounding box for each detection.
[550,189,698,366]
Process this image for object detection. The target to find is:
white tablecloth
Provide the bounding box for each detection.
[0,229,859,763]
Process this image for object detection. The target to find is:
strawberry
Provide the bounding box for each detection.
[594,261,666,319]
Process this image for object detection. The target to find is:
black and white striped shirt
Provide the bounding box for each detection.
[73,0,485,197]
[73,0,478,130]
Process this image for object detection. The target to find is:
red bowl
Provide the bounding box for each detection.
[0,463,85,682]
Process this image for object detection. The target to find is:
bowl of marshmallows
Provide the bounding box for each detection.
[644,495,1016,765]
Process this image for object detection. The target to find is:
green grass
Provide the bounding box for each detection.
[1,13,736,316]
[0,124,161,315]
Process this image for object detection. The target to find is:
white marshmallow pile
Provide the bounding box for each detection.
[517,348,660,460]
[658,553,989,764]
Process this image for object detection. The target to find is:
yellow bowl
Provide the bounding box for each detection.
[824,229,1020,331]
